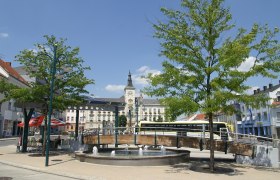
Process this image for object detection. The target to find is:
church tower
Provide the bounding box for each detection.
[124,71,136,107]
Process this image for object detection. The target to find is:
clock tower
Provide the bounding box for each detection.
[124,71,136,106]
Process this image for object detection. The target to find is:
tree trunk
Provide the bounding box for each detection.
[208,112,215,172]
[22,108,34,152]
[75,109,79,141]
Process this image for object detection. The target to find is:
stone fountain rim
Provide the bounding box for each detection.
[75,148,190,160]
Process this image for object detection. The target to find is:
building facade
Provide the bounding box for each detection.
[0,60,29,137]
[238,82,280,138]
[65,72,166,132]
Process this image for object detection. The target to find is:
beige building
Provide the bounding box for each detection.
[65,72,166,132]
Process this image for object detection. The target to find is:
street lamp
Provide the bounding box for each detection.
[128,107,132,132]
[135,97,139,128]
[45,44,70,167]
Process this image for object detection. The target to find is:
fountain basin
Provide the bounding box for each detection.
[75,148,190,166]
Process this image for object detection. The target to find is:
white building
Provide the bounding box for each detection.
[65,72,166,132]
[239,82,280,138]
[0,60,29,137]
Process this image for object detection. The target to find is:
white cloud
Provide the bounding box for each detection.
[0,33,9,38]
[237,56,263,72]
[105,84,125,92]
[133,66,161,86]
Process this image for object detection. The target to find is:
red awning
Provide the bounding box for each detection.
[18,115,45,127]
[18,115,68,127]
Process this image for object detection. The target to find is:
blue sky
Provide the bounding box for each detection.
[0,0,279,98]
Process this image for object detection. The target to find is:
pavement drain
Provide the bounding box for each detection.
[0,177,13,180]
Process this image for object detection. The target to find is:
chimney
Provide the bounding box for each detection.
[263,86,267,91]
[257,88,260,93]
[254,90,257,94]
[5,62,11,66]
[269,83,273,89]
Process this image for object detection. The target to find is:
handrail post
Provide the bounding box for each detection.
[134,131,137,145]
[114,106,119,147]
[97,127,100,147]
[176,133,179,148]
[154,130,157,147]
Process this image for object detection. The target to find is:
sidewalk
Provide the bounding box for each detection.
[0,144,279,180]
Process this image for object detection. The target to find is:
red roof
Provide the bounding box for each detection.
[272,101,280,106]
[193,113,207,120]
[0,59,28,85]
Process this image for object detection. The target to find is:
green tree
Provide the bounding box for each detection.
[118,115,127,130]
[0,35,94,153]
[157,115,163,122]
[145,0,280,171]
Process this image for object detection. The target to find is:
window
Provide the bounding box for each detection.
[71,117,74,122]
[67,116,70,121]
[8,102,12,110]
[277,112,280,120]
[263,112,268,121]
[257,113,261,121]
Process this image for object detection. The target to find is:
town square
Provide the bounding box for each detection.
[0,0,280,179]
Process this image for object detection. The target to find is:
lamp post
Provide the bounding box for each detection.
[45,44,58,166]
[45,44,70,167]
[135,97,139,129]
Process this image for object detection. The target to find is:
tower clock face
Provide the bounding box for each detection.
[128,91,133,95]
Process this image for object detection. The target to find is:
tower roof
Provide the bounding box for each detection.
[125,71,135,90]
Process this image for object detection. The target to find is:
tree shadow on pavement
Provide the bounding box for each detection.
[165,163,190,174]
[49,158,75,166]
[166,161,247,176]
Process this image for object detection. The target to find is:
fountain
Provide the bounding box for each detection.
[92,146,98,156]
[161,145,166,155]
[139,147,143,156]
[111,150,115,157]
[125,144,129,151]
[75,145,190,166]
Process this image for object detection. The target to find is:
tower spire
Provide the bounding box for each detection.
[127,70,133,87]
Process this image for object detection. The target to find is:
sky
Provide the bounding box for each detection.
[0,0,280,98]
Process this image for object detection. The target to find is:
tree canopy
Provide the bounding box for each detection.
[0,35,94,152]
[12,35,94,111]
[144,0,280,171]
[118,115,127,129]
[145,0,280,119]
